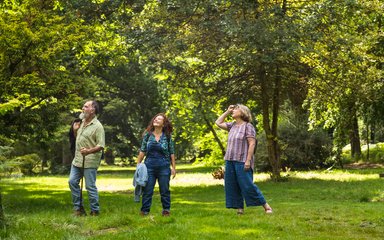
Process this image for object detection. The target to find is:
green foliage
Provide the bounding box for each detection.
[1,0,384,173]
[0,0,94,146]
[342,142,384,164]
[0,144,44,176]
[279,122,333,170]
[0,146,19,176]
[13,154,41,175]
[194,131,227,166]
[304,0,384,158]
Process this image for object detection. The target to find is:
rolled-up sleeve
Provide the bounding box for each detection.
[245,123,256,139]
[169,136,175,155]
[225,122,234,131]
[140,132,149,153]
[95,125,105,148]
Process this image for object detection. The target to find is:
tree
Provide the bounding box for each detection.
[0,0,96,147]
[303,0,384,162]
[119,0,318,179]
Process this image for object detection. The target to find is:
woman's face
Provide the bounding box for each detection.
[231,106,242,119]
[153,115,165,128]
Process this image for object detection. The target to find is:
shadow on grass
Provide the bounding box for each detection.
[98,169,135,175]
[3,188,69,215]
[175,166,218,174]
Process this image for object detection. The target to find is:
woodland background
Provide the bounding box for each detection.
[1,0,383,180]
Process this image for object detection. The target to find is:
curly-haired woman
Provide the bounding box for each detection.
[136,113,176,216]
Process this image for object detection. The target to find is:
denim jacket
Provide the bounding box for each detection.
[133,163,148,202]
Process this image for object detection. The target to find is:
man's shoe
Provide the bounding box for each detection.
[140,211,149,216]
[90,210,99,216]
[162,210,170,216]
[74,208,87,217]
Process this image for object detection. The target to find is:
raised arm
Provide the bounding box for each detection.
[215,105,235,130]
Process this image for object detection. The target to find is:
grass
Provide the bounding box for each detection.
[1,164,384,239]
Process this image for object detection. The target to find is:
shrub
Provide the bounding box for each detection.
[0,146,19,176]
[14,154,41,175]
[341,143,384,164]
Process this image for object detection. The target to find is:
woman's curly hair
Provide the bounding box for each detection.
[144,113,173,137]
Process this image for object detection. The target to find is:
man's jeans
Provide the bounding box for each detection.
[225,160,266,209]
[141,165,171,213]
[68,164,99,212]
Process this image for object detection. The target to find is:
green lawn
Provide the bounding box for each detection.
[1,164,384,239]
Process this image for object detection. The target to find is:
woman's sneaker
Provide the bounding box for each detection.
[162,210,170,216]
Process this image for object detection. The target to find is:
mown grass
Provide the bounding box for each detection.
[1,164,384,239]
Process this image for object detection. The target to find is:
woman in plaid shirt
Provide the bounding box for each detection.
[216,104,272,215]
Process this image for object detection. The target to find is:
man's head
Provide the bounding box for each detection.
[80,100,99,120]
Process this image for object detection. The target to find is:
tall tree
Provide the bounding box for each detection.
[303,0,384,161]
[128,0,313,179]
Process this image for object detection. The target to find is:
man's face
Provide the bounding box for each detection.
[81,101,94,119]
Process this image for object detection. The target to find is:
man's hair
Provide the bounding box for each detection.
[91,100,100,115]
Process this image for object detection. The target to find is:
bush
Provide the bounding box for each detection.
[254,117,333,171]
[341,142,384,164]
[194,131,227,167]
[14,154,41,175]
[0,146,19,176]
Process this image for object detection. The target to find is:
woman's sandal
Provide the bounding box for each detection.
[263,203,273,214]
[265,208,273,214]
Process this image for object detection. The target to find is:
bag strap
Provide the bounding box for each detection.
[146,131,172,155]
[244,123,257,154]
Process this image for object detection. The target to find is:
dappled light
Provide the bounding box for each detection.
[290,170,380,182]
[1,0,384,238]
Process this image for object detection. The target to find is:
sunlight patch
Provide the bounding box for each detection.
[293,171,378,181]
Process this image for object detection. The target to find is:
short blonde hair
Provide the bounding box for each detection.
[236,104,252,122]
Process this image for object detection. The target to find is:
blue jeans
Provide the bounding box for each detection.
[225,160,266,209]
[141,165,171,213]
[68,165,99,212]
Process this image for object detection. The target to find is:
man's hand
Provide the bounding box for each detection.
[80,147,89,156]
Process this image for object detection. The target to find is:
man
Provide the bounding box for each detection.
[68,100,105,216]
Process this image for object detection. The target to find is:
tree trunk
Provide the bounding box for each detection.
[0,190,5,231]
[260,67,281,180]
[349,112,361,159]
[366,121,370,162]
[370,123,375,144]
[104,148,115,165]
[202,113,226,156]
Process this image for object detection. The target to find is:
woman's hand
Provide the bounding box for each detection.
[244,160,251,171]
[216,105,236,130]
[73,121,81,131]
[227,105,236,113]
[171,167,176,179]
